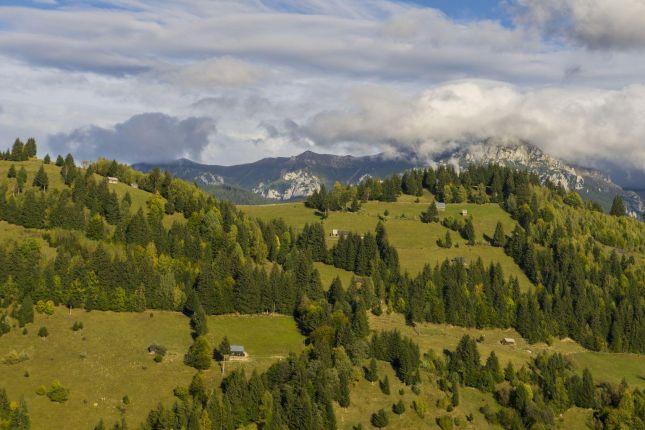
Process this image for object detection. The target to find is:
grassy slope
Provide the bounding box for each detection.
[336,359,502,430]
[0,310,304,429]
[315,262,357,290]
[370,313,645,389]
[0,159,181,228]
[240,193,533,290]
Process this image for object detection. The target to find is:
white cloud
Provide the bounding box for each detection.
[511,0,645,50]
[299,80,645,172]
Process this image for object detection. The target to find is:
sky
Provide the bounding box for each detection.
[0,0,644,188]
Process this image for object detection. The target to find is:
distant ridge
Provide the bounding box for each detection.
[133,142,642,216]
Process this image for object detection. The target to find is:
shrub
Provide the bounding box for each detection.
[38,326,49,338]
[2,350,29,365]
[47,380,69,403]
[154,353,164,363]
[436,415,454,430]
[412,399,427,418]
[122,395,130,405]
[370,409,389,428]
[184,336,212,370]
[35,385,47,396]
[411,384,421,395]
[173,386,189,401]
[392,399,406,415]
[35,300,55,315]
[71,321,84,331]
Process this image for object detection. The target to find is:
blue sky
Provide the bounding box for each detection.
[400,0,509,23]
[0,0,643,187]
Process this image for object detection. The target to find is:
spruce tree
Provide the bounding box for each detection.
[461,217,475,245]
[24,138,37,158]
[492,221,505,247]
[44,154,51,164]
[32,164,49,191]
[11,138,24,161]
[16,167,27,192]
[55,155,65,166]
[578,368,596,408]
[609,195,626,216]
[190,298,208,338]
[7,164,16,178]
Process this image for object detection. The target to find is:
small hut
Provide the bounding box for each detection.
[107,176,119,184]
[230,345,246,358]
[500,337,516,346]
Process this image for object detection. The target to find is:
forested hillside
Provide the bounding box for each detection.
[0,138,643,429]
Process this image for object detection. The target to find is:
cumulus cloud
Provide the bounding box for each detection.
[298,80,645,173]
[48,113,216,163]
[511,0,645,50]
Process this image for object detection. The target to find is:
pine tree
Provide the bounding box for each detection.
[11,138,24,161]
[32,164,49,191]
[55,155,65,166]
[24,138,37,158]
[578,368,596,408]
[610,195,626,216]
[44,154,51,164]
[7,164,16,178]
[190,298,208,338]
[461,217,475,245]
[492,221,505,247]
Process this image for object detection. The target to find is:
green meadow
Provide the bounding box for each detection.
[0,309,304,429]
[241,195,533,290]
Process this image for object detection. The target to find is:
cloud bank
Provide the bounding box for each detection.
[48,113,215,163]
[298,81,645,173]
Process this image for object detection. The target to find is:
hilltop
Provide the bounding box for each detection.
[134,141,643,217]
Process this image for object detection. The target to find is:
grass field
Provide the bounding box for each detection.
[0,309,304,429]
[315,262,357,290]
[0,159,67,191]
[369,313,645,389]
[240,198,533,290]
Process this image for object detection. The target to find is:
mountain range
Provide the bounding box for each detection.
[133,141,643,217]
